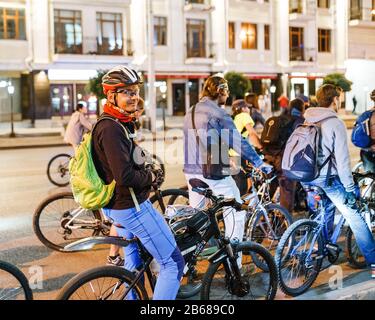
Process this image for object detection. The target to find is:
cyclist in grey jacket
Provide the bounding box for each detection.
[303,84,375,267]
[183,75,272,248]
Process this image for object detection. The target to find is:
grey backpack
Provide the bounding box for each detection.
[282,117,335,182]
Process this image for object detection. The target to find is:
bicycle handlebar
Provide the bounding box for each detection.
[191,187,248,212]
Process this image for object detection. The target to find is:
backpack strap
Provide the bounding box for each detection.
[191,104,204,159]
[315,116,338,186]
[93,116,140,212]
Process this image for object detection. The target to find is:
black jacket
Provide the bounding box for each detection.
[91,114,152,209]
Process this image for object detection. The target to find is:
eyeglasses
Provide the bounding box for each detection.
[116,88,140,97]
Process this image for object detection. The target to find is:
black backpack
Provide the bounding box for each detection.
[261,115,294,156]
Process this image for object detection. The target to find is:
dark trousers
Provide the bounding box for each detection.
[232,157,249,196]
[265,153,295,214]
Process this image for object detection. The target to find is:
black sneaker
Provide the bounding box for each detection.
[106,255,124,267]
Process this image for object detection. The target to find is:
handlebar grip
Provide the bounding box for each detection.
[233,202,248,211]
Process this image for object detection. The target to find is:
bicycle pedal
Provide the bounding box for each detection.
[326,243,341,253]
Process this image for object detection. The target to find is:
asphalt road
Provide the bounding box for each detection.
[0,139,186,300]
[0,134,367,300]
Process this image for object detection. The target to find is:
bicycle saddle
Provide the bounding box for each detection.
[189,178,209,190]
[304,185,324,196]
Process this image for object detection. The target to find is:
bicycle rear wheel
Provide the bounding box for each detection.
[0,261,33,300]
[246,203,292,271]
[275,219,324,297]
[56,266,148,300]
[47,153,71,187]
[200,242,278,300]
[33,192,105,252]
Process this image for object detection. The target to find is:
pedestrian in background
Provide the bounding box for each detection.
[277,94,289,113]
[64,102,93,149]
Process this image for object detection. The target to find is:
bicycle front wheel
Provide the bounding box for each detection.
[0,261,33,300]
[246,203,293,271]
[33,192,104,252]
[56,266,149,300]
[275,219,324,297]
[47,153,71,187]
[200,241,278,300]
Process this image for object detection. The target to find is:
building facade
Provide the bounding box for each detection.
[0,0,370,122]
[345,0,375,114]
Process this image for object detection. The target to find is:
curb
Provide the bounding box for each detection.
[0,135,183,150]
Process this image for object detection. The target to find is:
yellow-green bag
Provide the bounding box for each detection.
[69,117,126,210]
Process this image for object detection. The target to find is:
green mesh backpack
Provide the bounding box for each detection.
[69,117,130,210]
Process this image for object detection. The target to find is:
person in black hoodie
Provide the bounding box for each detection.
[266,98,305,214]
[91,66,184,300]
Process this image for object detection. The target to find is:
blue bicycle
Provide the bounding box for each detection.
[275,184,374,297]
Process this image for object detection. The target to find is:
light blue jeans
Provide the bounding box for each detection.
[103,200,184,300]
[304,177,375,265]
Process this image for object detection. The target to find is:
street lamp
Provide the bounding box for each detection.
[7,84,16,138]
[270,85,276,115]
[159,84,167,130]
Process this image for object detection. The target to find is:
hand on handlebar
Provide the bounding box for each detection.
[152,168,164,186]
[146,164,164,187]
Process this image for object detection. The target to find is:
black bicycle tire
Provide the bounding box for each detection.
[149,188,189,214]
[33,192,102,252]
[0,260,33,300]
[56,266,149,300]
[47,153,71,187]
[200,241,278,300]
[345,228,368,269]
[247,203,293,271]
[275,219,324,297]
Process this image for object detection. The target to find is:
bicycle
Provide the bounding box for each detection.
[33,184,188,252]
[346,172,375,268]
[47,153,71,187]
[0,260,33,300]
[57,178,278,300]
[240,166,293,270]
[46,151,165,188]
[172,167,292,272]
[275,185,374,297]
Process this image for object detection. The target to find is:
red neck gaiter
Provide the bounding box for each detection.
[103,103,134,123]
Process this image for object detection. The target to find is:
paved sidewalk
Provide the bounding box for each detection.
[0,116,185,149]
[0,114,357,150]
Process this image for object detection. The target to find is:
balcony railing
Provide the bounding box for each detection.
[290,46,317,62]
[184,0,214,12]
[54,37,133,56]
[185,42,216,60]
